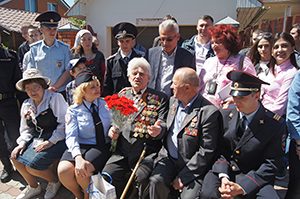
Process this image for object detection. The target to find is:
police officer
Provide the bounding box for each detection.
[201,71,285,199]
[103,22,143,96]
[0,30,22,183]
[24,11,71,96]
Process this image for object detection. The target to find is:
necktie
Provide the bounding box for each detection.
[91,103,105,146]
[123,57,130,65]
[237,116,247,139]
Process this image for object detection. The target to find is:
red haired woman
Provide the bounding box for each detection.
[200,25,256,108]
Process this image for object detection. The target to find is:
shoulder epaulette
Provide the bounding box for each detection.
[30,40,42,47]
[273,113,282,121]
[265,109,283,122]
[57,40,69,47]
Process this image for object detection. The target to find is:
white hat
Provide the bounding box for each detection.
[73,29,92,48]
[16,68,51,91]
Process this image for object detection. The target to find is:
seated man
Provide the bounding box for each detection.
[102,57,168,198]
[149,67,223,199]
[201,71,285,199]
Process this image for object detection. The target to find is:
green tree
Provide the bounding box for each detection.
[68,17,86,29]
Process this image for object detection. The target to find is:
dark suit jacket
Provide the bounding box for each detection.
[103,49,143,96]
[181,35,215,59]
[212,105,285,195]
[145,46,195,90]
[106,87,169,167]
[157,94,223,185]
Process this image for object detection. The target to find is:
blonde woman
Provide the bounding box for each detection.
[57,70,111,199]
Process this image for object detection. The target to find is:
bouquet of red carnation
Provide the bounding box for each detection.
[104,94,138,152]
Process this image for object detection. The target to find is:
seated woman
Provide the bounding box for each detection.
[57,70,112,199]
[11,68,67,199]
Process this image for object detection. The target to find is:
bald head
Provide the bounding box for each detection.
[174,67,199,87]
[172,67,199,105]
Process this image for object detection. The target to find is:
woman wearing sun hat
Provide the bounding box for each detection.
[11,68,67,199]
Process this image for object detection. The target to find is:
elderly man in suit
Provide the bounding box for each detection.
[102,57,168,198]
[146,19,195,97]
[149,67,223,199]
[201,71,285,199]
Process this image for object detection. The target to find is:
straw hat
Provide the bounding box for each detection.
[16,68,51,91]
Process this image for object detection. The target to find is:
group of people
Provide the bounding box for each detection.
[0,9,300,199]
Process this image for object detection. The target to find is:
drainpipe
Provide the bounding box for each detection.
[283,5,291,32]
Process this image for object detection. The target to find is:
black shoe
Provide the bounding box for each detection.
[0,168,13,183]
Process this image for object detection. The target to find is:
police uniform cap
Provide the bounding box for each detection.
[35,11,61,28]
[69,57,87,70]
[75,70,98,87]
[112,22,137,40]
[227,70,269,97]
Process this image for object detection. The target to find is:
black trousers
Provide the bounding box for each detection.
[0,98,20,158]
[149,157,202,199]
[200,170,279,199]
[285,140,300,199]
[102,156,154,199]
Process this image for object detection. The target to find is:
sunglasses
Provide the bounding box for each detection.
[255,32,273,41]
[160,35,177,42]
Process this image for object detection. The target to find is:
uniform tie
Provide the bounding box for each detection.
[123,57,130,65]
[237,116,247,139]
[91,103,105,146]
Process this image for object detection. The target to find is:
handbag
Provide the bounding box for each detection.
[88,172,117,199]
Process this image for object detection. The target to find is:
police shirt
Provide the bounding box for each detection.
[65,98,112,158]
[24,39,71,92]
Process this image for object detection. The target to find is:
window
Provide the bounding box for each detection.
[47,3,57,11]
[24,0,36,12]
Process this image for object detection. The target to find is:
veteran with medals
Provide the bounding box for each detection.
[102,57,168,198]
[149,67,223,199]
[200,71,285,199]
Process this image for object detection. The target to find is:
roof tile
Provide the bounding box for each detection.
[0,7,69,32]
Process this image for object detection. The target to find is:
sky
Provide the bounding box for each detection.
[65,0,75,7]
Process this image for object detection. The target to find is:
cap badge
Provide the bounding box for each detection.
[234,82,239,88]
[50,19,54,23]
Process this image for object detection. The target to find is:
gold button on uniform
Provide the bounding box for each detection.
[235,150,240,154]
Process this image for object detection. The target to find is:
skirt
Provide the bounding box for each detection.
[60,144,111,173]
[17,138,67,170]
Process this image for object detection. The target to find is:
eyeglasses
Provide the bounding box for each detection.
[160,35,177,42]
[255,32,273,41]
[24,84,42,93]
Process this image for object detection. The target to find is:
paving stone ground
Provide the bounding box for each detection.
[0,161,288,199]
[0,162,73,199]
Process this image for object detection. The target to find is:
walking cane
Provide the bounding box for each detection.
[120,144,147,199]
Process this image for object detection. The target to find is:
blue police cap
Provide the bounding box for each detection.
[75,70,98,87]
[69,57,87,70]
[227,70,269,97]
[35,11,61,28]
[112,22,137,40]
